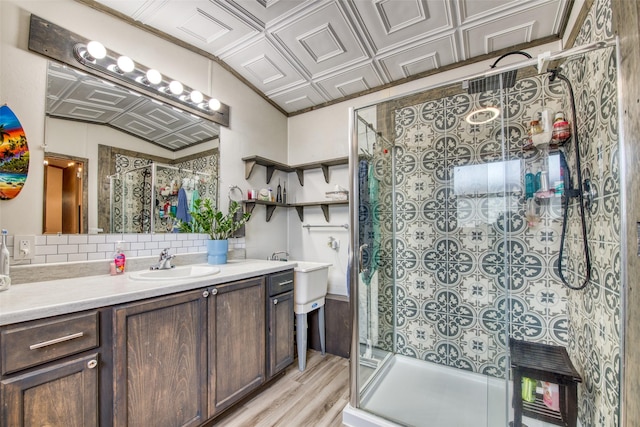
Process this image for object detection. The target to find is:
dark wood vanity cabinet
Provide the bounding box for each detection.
[0,311,104,427]
[266,270,295,378]
[0,270,294,426]
[208,276,266,417]
[113,289,209,427]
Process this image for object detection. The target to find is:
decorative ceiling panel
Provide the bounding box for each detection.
[347,0,453,53]
[90,0,572,115]
[315,63,384,99]
[461,1,567,57]
[269,84,328,112]
[377,34,458,81]
[222,38,306,93]
[269,2,367,77]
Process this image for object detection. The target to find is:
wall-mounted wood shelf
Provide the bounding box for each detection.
[243,200,348,222]
[242,156,348,186]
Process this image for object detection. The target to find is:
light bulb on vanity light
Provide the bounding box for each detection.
[86,41,106,61]
[208,98,221,111]
[189,90,204,104]
[141,69,162,85]
[116,56,135,73]
[168,80,184,95]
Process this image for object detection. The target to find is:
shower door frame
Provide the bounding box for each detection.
[347,38,622,426]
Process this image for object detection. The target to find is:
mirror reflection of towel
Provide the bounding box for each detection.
[176,188,191,223]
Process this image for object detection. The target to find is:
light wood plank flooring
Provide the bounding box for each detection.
[214,350,349,426]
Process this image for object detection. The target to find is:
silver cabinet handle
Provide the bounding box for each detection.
[273,298,278,305]
[211,288,218,295]
[29,332,84,350]
[359,244,369,274]
[278,280,293,286]
[202,290,210,298]
[87,359,98,369]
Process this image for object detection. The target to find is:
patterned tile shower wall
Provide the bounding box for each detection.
[562,0,621,425]
[384,74,572,377]
[111,153,219,233]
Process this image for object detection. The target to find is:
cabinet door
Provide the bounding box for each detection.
[209,277,265,417]
[268,290,294,378]
[113,289,208,427]
[1,353,99,427]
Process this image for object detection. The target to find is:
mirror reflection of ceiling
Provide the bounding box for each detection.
[46,62,220,152]
[88,0,572,115]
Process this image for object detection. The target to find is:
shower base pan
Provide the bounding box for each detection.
[343,355,570,427]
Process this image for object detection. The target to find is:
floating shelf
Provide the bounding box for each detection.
[243,199,348,222]
[242,155,348,185]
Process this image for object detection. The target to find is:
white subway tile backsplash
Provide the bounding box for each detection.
[47,235,68,245]
[58,245,79,254]
[35,245,58,255]
[68,253,88,262]
[88,252,107,261]
[68,235,88,244]
[98,243,115,253]
[46,254,68,263]
[144,242,160,250]
[79,244,98,253]
[88,235,106,244]
[9,234,216,266]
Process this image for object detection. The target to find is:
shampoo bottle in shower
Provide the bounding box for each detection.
[525,170,535,199]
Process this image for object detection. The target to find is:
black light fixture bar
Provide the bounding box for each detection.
[28,14,230,127]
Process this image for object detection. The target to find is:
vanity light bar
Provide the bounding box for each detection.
[73,40,221,112]
[28,15,229,126]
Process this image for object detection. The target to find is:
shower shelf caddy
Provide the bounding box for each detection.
[242,155,349,222]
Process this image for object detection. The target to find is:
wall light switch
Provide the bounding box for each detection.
[14,235,35,260]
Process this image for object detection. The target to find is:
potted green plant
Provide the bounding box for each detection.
[177,198,251,264]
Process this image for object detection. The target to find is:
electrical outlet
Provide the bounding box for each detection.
[14,235,35,260]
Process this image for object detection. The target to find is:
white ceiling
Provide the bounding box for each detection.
[92,0,571,115]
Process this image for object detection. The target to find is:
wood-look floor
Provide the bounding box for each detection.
[214,350,349,427]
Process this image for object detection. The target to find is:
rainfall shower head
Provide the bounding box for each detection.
[464,50,532,94]
[465,70,518,94]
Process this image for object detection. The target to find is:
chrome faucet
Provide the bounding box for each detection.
[151,248,175,270]
[269,251,289,261]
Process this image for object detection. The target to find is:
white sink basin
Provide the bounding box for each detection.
[294,261,331,313]
[129,265,220,281]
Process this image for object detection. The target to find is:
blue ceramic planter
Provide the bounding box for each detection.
[207,239,228,264]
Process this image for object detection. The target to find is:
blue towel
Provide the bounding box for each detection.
[175,187,191,224]
[358,159,379,285]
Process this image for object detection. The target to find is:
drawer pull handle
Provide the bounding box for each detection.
[87,359,98,369]
[278,280,293,286]
[211,288,218,295]
[29,332,84,350]
[273,298,278,305]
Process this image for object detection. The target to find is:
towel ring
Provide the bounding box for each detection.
[228,185,243,202]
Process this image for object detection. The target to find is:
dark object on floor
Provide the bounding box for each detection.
[510,338,582,427]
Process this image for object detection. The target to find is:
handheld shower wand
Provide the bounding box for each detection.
[550,70,592,290]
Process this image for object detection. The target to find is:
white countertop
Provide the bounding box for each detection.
[0,259,297,326]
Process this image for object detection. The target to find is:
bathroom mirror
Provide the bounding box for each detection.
[44,61,220,234]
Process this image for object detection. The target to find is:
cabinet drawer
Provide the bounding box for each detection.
[1,311,99,375]
[267,270,294,296]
